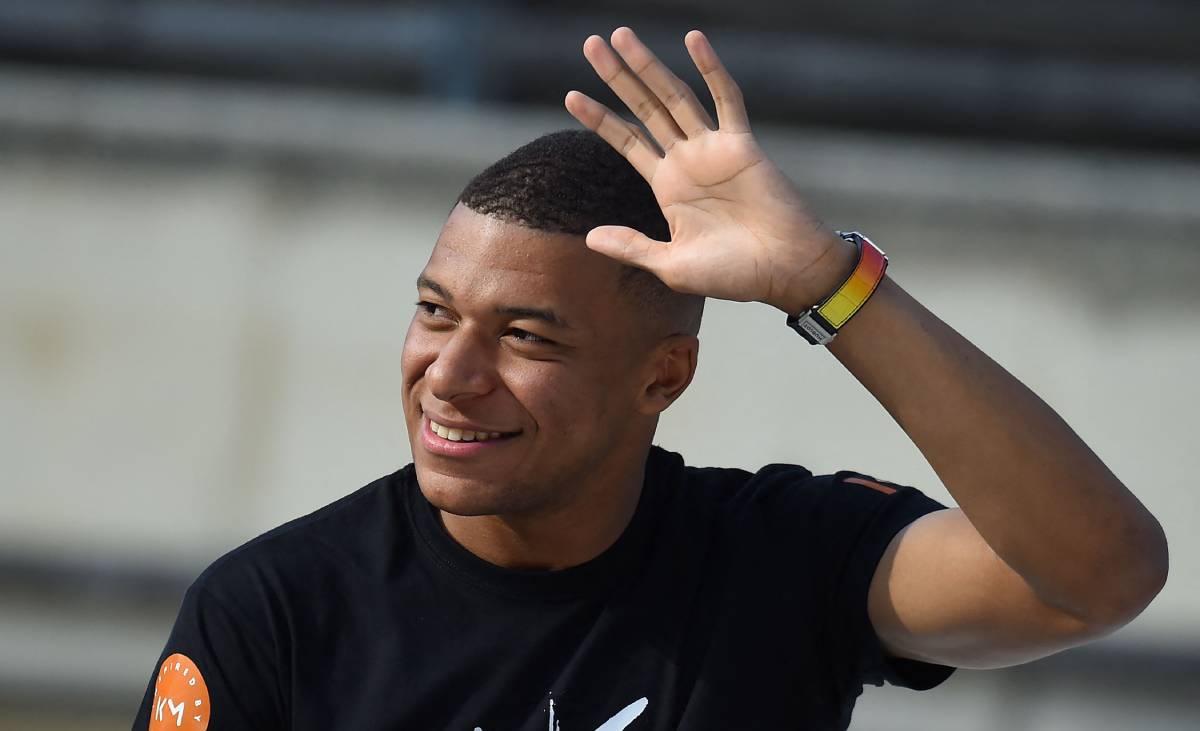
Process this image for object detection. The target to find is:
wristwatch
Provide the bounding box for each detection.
[786,231,888,345]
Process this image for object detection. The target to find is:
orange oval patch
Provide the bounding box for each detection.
[149,653,211,730]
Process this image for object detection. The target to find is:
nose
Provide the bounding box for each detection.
[424,328,497,403]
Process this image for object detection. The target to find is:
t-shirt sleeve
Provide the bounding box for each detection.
[819,470,957,693]
[131,576,285,731]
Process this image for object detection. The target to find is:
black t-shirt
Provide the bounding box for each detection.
[133,446,955,730]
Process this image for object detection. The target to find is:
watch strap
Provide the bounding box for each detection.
[787,231,888,345]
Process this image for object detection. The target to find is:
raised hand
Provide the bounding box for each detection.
[565,27,854,314]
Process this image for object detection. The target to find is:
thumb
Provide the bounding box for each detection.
[585,226,670,274]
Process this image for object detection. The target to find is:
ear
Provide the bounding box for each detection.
[635,334,700,416]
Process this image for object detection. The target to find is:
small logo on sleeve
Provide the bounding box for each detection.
[149,653,211,730]
[844,476,897,495]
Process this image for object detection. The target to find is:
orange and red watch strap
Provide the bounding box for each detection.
[787,231,889,345]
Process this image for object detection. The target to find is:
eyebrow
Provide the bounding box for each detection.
[417,275,451,301]
[417,276,574,330]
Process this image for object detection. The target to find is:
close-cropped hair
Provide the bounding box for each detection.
[456,129,704,336]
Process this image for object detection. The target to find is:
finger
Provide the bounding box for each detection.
[684,30,750,133]
[583,34,687,152]
[609,26,715,138]
[586,225,671,275]
[565,90,661,180]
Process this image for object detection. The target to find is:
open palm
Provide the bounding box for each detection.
[565,28,848,312]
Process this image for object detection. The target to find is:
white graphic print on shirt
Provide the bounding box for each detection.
[474,696,649,731]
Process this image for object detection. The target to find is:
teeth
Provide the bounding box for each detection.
[430,420,504,443]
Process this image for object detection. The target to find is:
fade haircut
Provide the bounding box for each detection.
[456,129,704,336]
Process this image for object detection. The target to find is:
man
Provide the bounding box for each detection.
[135,28,1167,730]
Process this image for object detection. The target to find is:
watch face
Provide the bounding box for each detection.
[149,653,211,730]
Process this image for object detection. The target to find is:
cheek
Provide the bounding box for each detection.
[501,362,578,426]
[505,360,627,434]
[401,322,437,387]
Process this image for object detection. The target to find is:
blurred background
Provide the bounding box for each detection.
[1,1,1198,729]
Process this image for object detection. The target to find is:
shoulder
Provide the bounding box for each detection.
[664,448,947,540]
[191,465,416,601]
[674,451,833,511]
[675,448,936,509]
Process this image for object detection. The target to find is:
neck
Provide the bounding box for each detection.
[439,445,651,571]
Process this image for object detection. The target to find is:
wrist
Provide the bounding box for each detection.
[784,231,890,345]
[773,233,858,316]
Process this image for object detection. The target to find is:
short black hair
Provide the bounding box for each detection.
[456,129,704,336]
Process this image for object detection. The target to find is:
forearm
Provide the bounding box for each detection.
[824,274,1167,624]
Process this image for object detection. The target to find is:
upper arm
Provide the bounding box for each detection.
[867,508,1105,670]
[133,582,285,730]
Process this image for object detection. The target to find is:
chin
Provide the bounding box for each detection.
[414,463,523,517]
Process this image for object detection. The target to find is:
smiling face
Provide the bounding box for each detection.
[402,204,679,519]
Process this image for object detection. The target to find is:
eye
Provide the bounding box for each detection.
[415,300,452,319]
[506,327,552,345]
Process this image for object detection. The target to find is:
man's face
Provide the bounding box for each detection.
[402,204,656,518]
